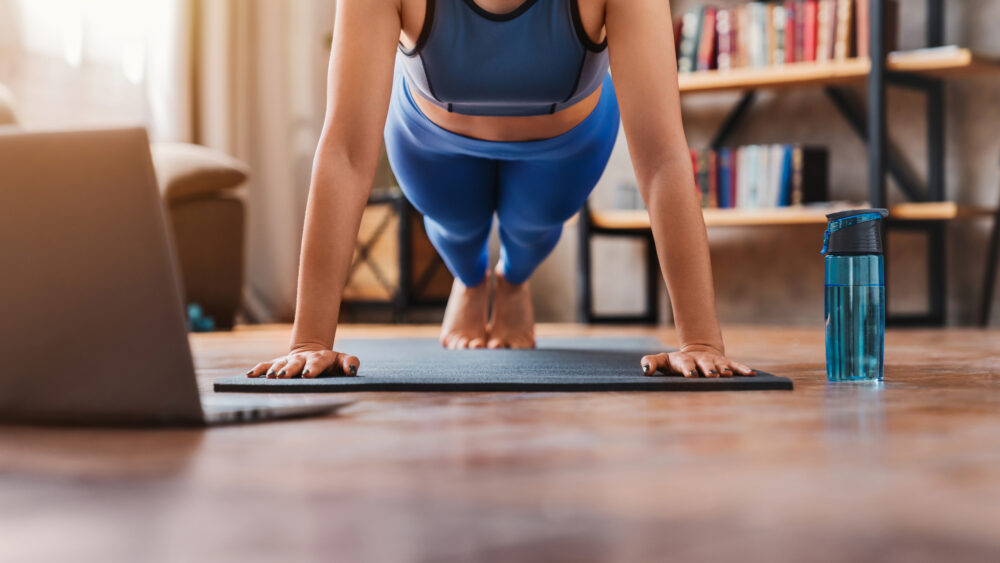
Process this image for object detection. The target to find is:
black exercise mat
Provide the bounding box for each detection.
[214,338,792,393]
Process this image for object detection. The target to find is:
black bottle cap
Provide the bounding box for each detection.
[823,208,889,255]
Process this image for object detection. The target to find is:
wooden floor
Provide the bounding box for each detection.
[1,324,998,562]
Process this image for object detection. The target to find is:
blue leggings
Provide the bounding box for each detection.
[383,66,620,286]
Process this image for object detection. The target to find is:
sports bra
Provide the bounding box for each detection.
[398,0,610,117]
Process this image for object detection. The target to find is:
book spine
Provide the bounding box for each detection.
[803,0,818,62]
[697,7,718,71]
[773,4,787,66]
[708,151,719,209]
[736,6,750,68]
[834,0,854,60]
[678,8,703,73]
[856,0,869,58]
[717,9,732,71]
[729,148,738,209]
[718,149,732,209]
[802,148,830,204]
[784,1,798,64]
[778,146,794,207]
[816,0,834,63]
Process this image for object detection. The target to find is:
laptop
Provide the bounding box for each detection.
[0,127,351,426]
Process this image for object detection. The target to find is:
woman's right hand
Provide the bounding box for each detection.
[246,346,360,379]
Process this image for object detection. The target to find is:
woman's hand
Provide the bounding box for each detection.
[246,346,360,379]
[640,344,755,378]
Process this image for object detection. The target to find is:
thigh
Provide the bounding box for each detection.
[496,133,617,231]
[384,119,497,232]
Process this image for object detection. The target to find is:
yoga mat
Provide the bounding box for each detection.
[214,338,792,393]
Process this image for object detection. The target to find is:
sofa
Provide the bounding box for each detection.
[0,84,248,329]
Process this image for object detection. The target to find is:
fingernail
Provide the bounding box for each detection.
[279,371,286,376]
[687,370,697,376]
[349,365,358,376]
[709,370,719,375]
[246,370,253,375]
[642,364,650,375]
[303,370,311,376]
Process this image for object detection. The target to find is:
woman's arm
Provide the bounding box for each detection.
[247,0,401,379]
[605,0,754,378]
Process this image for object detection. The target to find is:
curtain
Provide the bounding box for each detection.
[152,0,334,322]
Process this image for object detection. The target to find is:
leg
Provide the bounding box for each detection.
[385,107,498,349]
[489,79,620,348]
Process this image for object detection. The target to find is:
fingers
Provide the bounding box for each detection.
[338,354,360,377]
[641,353,698,378]
[728,360,757,377]
[302,353,335,379]
[268,358,289,379]
[280,356,306,379]
[640,353,666,376]
[247,361,272,378]
[695,357,724,378]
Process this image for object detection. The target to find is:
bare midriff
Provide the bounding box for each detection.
[410,85,604,142]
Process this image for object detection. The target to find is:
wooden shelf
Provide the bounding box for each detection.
[589,202,995,230]
[677,48,1000,94]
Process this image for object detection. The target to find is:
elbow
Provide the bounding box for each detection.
[314,132,381,182]
[636,158,692,205]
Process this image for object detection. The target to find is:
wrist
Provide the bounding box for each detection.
[680,342,725,355]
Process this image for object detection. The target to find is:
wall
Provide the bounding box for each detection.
[532,0,1000,326]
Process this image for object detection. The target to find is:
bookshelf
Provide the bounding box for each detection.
[589,202,994,230]
[677,48,1000,94]
[578,0,1000,327]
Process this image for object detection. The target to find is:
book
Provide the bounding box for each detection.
[834,0,855,61]
[816,0,836,63]
[678,7,704,73]
[803,0,818,62]
[736,5,751,68]
[749,2,769,68]
[773,4,787,66]
[778,146,794,206]
[697,7,718,71]
[718,148,733,209]
[716,9,733,71]
[687,145,829,209]
[856,0,900,58]
[766,4,777,66]
[784,1,799,64]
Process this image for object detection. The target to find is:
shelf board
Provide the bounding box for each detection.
[589,202,994,230]
[677,48,1000,94]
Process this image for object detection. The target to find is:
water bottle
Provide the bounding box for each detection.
[822,209,888,382]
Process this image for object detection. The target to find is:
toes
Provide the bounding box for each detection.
[468,337,486,349]
[487,338,508,350]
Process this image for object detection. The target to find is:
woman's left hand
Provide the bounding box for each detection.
[640,344,756,378]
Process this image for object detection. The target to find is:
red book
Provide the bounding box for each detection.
[784,1,798,63]
[696,7,718,71]
[729,149,739,209]
[803,0,818,62]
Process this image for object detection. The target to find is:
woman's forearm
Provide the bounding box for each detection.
[641,160,725,353]
[289,144,375,352]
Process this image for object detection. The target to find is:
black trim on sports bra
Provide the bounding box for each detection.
[399,0,436,57]
[462,0,540,22]
[571,0,608,52]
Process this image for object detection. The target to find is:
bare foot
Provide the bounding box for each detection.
[440,275,489,349]
[487,268,536,349]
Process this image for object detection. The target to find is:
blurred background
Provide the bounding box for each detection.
[2,0,998,328]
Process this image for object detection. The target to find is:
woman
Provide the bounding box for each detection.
[247,0,756,379]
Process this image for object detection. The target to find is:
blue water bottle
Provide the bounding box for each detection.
[822,209,888,382]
